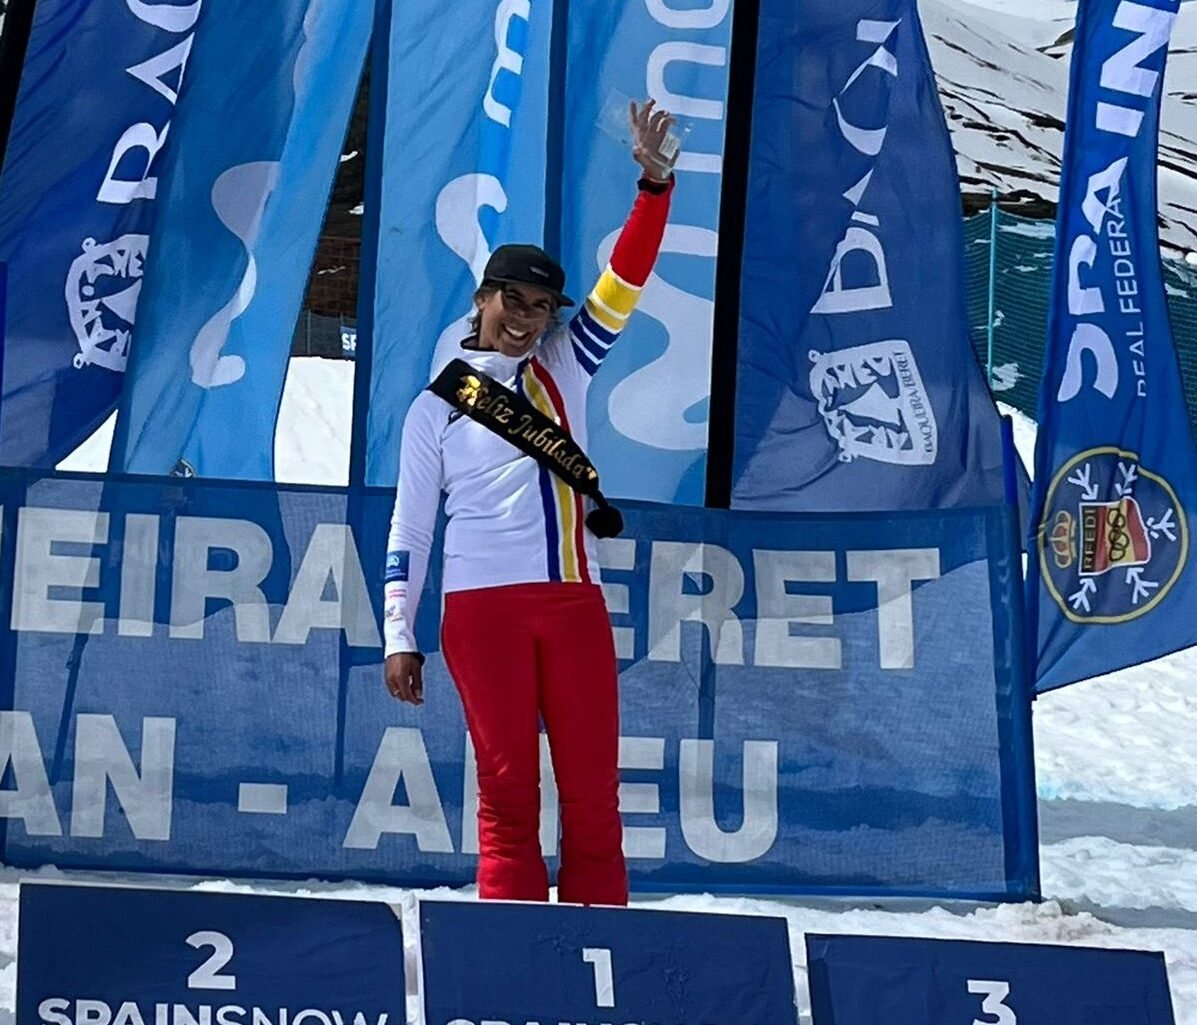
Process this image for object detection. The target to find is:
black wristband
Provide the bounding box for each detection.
[638,174,673,194]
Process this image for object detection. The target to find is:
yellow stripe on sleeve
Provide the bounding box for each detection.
[585,297,625,334]
[591,267,641,318]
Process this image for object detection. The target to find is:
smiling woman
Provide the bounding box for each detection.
[382,99,679,908]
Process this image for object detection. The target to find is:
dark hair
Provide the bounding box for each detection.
[467,283,500,338]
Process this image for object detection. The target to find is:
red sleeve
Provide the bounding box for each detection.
[608,177,675,286]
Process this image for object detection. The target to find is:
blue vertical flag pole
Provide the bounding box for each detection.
[339,0,395,785]
[1000,412,1040,896]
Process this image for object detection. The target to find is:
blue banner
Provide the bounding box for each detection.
[363,0,550,487]
[806,934,1177,1025]
[1027,0,1196,692]
[731,0,1009,511]
[18,884,406,1025]
[0,470,1035,899]
[112,0,370,479]
[0,0,201,466]
[557,2,733,504]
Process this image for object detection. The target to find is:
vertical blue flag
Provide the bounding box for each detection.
[557,2,733,505]
[731,0,1009,511]
[113,0,370,479]
[0,0,200,466]
[1028,0,1195,692]
[363,0,550,487]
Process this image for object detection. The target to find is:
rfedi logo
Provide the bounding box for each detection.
[809,340,936,465]
[1040,447,1188,622]
[70,0,204,373]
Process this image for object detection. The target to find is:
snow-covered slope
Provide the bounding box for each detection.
[928,0,1197,251]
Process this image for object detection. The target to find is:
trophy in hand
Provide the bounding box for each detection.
[598,90,690,181]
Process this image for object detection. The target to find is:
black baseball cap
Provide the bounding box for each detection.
[482,244,574,307]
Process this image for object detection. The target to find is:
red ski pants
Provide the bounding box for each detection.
[441,582,627,906]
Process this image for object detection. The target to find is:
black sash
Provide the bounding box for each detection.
[428,358,623,538]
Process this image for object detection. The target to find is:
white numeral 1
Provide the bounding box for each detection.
[582,947,615,1008]
[968,979,1016,1025]
[187,931,237,990]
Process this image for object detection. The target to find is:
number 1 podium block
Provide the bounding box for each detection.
[17,883,406,1025]
[806,934,1176,1025]
[418,900,796,1025]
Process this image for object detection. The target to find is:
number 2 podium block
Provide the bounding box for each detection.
[805,934,1176,1025]
[17,882,406,1025]
[419,900,796,1025]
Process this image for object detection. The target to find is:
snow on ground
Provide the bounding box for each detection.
[35,373,1197,1023]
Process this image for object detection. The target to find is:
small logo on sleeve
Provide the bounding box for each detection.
[385,550,410,583]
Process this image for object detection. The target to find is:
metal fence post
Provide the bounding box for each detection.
[986,187,999,388]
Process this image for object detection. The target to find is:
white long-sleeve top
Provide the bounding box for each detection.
[383,180,673,656]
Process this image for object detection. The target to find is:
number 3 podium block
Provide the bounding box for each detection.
[17,883,406,1025]
[418,901,796,1025]
[805,934,1176,1025]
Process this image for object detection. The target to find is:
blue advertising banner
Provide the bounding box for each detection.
[806,934,1176,1025]
[420,901,794,1025]
[0,0,202,467]
[17,883,406,1025]
[363,0,550,487]
[557,1,733,504]
[731,0,1009,511]
[112,0,371,479]
[1027,0,1197,692]
[0,470,1035,899]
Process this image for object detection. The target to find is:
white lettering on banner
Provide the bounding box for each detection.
[846,549,941,669]
[81,0,205,375]
[483,0,531,128]
[646,43,726,121]
[429,0,528,367]
[619,736,666,859]
[170,517,273,642]
[646,0,730,30]
[811,19,899,317]
[598,538,637,659]
[70,715,175,840]
[648,542,745,665]
[1059,0,1179,404]
[807,21,944,466]
[680,739,778,862]
[9,508,942,669]
[343,727,453,851]
[37,999,390,1025]
[602,4,731,461]
[752,550,841,669]
[0,712,62,836]
[350,729,779,861]
[12,507,109,636]
[272,524,380,647]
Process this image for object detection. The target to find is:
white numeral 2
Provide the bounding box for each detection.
[187,931,237,990]
[582,947,615,1008]
[968,979,1016,1025]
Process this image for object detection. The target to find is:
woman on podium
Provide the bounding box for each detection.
[382,100,677,906]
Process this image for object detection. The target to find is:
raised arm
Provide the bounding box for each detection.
[566,101,677,376]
